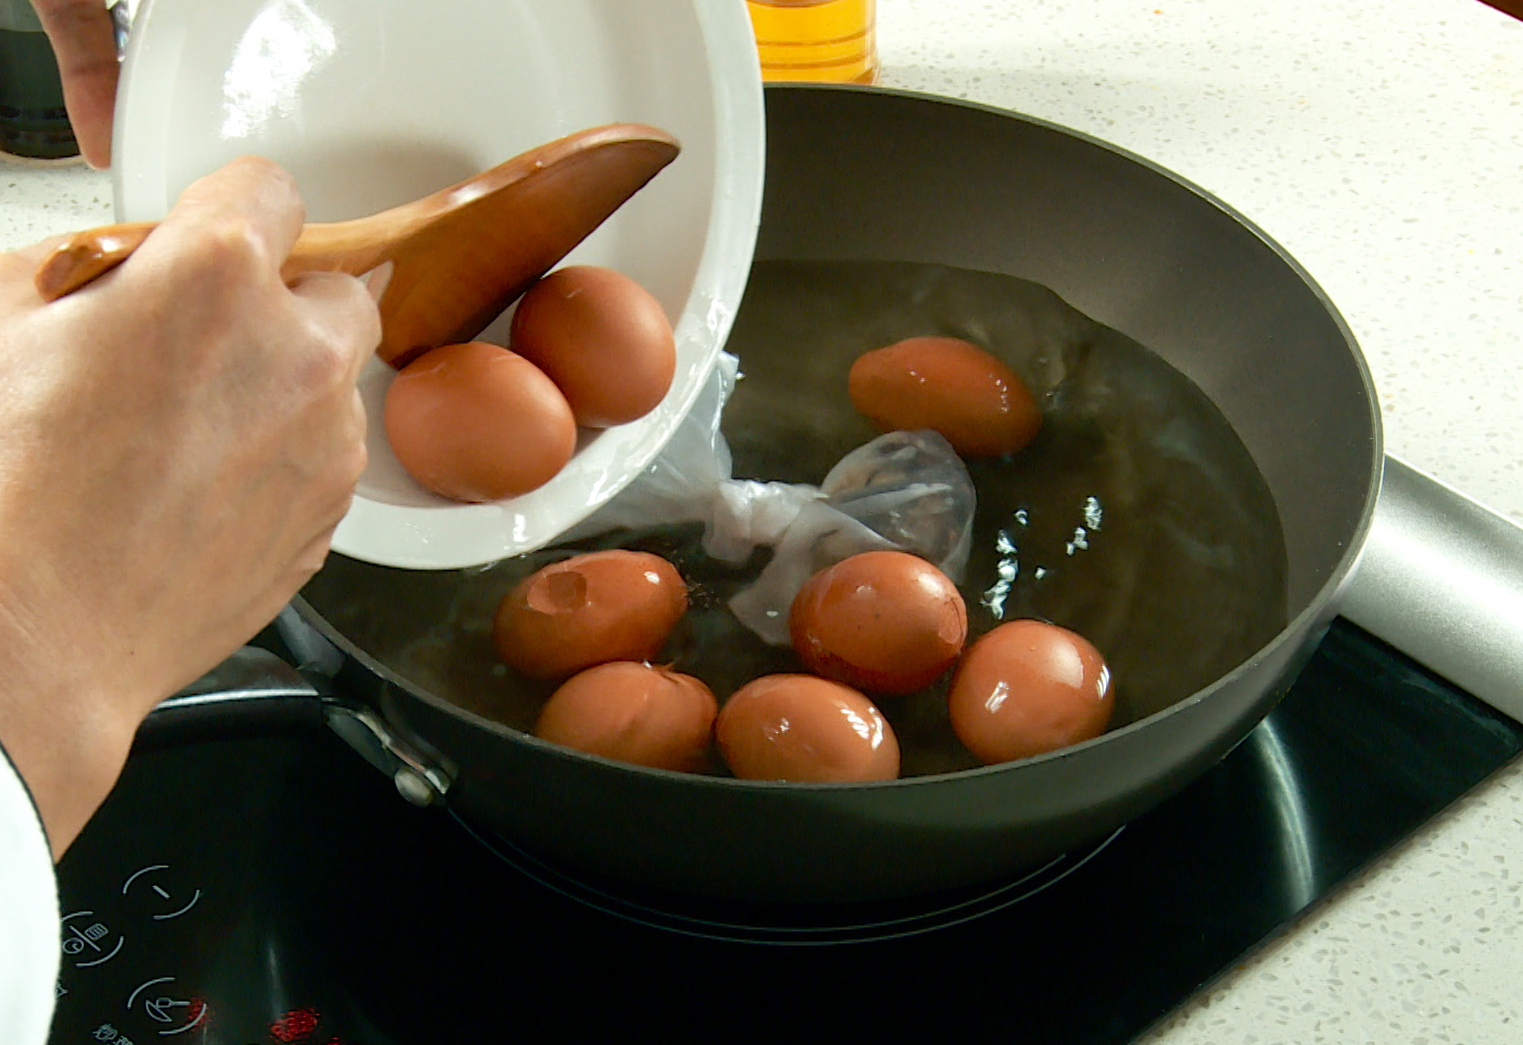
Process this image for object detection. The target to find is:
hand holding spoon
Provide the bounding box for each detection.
[34,123,681,367]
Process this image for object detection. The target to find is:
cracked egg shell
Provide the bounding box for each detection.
[789,550,968,696]
[717,674,899,783]
[949,619,1114,764]
[535,661,717,773]
[493,550,687,681]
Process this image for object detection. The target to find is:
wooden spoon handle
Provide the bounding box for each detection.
[32,220,387,302]
[35,223,157,301]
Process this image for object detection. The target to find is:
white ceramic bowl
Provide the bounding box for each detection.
[113,0,764,569]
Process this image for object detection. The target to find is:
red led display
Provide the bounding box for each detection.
[268,1008,320,1043]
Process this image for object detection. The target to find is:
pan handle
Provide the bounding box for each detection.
[273,602,455,805]
[324,702,453,807]
[1340,454,1523,722]
[143,640,453,807]
[139,646,326,747]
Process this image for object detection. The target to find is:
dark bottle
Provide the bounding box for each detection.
[0,0,80,159]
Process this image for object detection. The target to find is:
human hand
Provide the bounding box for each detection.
[0,156,380,855]
[29,0,120,167]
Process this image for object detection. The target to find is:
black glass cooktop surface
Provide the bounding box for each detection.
[48,619,1523,1045]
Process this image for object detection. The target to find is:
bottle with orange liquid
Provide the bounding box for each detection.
[746,0,879,85]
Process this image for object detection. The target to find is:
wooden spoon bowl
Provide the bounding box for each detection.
[35,123,681,367]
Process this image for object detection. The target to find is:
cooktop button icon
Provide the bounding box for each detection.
[121,864,201,920]
[60,910,124,967]
[126,978,208,1036]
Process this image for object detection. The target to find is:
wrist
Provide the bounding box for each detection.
[0,584,158,858]
[0,674,143,859]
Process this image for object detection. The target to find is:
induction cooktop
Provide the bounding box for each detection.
[46,615,1523,1045]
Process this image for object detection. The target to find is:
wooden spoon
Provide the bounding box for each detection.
[35,123,681,367]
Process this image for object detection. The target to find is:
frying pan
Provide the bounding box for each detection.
[272,85,1381,904]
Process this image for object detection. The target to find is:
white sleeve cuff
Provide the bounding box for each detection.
[0,744,60,1045]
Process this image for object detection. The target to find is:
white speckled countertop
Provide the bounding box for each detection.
[2,0,1520,1041]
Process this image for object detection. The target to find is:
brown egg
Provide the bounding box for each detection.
[509,265,677,428]
[535,661,717,773]
[848,336,1042,457]
[493,550,688,681]
[789,550,968,696]
[383,341,576,502]
[948,620,1114,765]
[716,674,900,783]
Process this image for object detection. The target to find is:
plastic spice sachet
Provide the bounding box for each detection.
[567,354,977,646]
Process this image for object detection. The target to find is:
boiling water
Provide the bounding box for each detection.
[306,261,1288,778]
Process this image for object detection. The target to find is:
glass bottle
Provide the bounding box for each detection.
[746,0,879,85]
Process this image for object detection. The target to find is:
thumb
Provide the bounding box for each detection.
[31,0,120,168]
